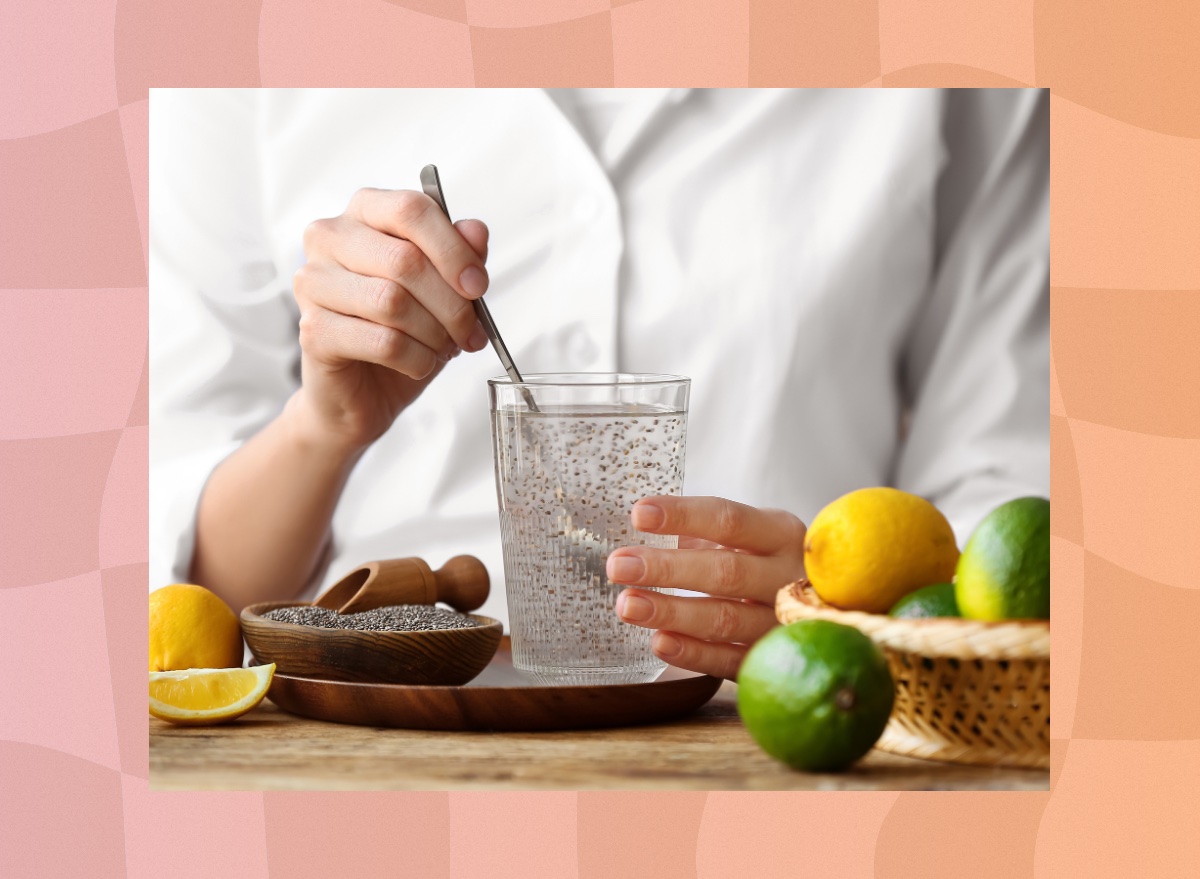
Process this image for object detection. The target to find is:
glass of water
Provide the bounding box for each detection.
[488,373,690,684]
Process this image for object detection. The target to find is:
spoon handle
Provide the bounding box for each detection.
[420,165,538,411]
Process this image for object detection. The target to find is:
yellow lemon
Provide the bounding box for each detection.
[149,664,275,725]
[805,487,959,613]
[149,584,243,672]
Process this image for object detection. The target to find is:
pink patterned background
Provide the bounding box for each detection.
[1,0,1198,875]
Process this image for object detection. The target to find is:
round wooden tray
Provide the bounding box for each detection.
[259,638,722,732]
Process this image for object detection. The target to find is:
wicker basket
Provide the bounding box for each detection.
[776,581,1050,769]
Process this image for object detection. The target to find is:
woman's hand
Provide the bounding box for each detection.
[290,188,491,455]
[607,496,807,680]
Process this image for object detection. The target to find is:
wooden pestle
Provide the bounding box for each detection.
[313,556,489,615]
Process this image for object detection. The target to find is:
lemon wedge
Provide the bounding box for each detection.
[149,664,275,725]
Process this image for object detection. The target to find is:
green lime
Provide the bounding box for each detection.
[955,497,1050,620]
[737,620,894,772]
[888,582,960,618]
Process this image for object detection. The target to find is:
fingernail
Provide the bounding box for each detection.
[632,503,665,531]
[608,555,645,584]
[467,322,488,352]
[655,632,683,658]
[618,593,654,622]
[459,265,488,298]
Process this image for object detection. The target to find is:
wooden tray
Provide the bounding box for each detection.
[259,638,722,732]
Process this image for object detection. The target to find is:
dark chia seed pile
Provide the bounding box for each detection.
[263,604,480,632]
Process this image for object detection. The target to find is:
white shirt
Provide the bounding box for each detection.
[547,88,676,163]
[150,88,1049,626]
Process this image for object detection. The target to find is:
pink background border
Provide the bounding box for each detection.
[2,0,1198,875]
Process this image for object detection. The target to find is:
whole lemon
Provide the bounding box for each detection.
[805,487,959,613]
[149,584,244,672]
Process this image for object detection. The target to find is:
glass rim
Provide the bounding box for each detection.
[487,372,690,388]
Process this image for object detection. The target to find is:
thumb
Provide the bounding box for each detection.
[454,219,489,261]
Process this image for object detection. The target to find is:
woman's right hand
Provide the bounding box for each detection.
[289,188,492,455]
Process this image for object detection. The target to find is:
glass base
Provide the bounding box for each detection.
[514,663,666,687]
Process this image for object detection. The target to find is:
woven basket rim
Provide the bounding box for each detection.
[776,581,1050,660]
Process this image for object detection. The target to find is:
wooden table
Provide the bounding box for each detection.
[150,682,1048,791]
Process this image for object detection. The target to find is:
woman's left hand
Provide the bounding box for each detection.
[607,496,807,680]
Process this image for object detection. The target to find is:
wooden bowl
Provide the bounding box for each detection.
[241,601,503,686]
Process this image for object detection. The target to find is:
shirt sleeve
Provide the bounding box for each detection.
[893,89,1050,544]
[149,89,301,589]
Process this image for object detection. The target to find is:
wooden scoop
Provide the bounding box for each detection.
[313,555,489,615]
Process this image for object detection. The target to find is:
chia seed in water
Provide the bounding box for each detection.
[494,402,687,683]
[263,604,480,632]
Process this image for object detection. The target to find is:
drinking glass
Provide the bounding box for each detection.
[489,373,690,684]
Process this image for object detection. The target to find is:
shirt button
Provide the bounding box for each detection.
[572,196,600,222]
[566,326,598,363]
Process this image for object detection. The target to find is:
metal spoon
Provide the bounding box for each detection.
[420,165,539,414]
[419,166,607,586]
